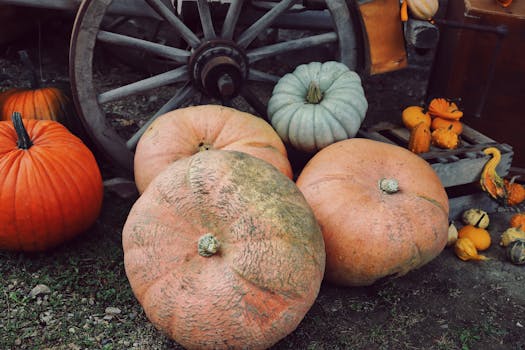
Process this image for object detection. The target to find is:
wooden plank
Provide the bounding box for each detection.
[359,123,514,188]
[449,192,499,220]
[431,150,513,187]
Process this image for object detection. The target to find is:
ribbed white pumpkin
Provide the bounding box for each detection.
[406,0,439,20]
[267,61,367,153]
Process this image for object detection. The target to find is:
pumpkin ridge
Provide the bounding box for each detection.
[317,104,349,138]
[319,102,360,137]
[39,89,59,120]
[230,264,304,300]
[30,149,82,235]
[1,155,23,248]
[31,137,102,234]
[323,93,365,121]
[415,194,449,216]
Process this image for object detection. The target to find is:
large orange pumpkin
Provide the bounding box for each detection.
[134,105,293,193]
[296,138,449,286]
[123,150,325,349]
[0,86,69,122]
[0,112,103,251]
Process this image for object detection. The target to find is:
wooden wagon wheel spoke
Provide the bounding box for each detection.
[96,30,190,64]
[97,65,189,104]
[247,32,338,64]
[248,69,280,84]
[144,0,200,48]
[236,0,301,48]
[126,82,196,150]
[240,87,270,120]
[221,0,245,40]
[70,0,362,176]
[196,0,216,40]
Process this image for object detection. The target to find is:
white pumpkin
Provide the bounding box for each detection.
[267,61,368,153]
[406,0,439,20]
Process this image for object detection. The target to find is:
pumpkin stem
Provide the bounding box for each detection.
[198,142,213,152]
[474,213,486,228]
[306,82,323,104]
[11,112,33,150]
[18,50,41,89]
[379,178,399,194]
[198,233,220,257]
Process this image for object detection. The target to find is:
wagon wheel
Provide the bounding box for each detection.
[69,0,363,174]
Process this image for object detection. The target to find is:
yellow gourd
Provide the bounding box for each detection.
[402,106,431,130]
[457,214,491,251]
[510,213,525,230]
[408,121,431,154]
[479,147,508,202]
[499,227,525,247]
[431,117,463,135]
[431,126,459,149]
[454,238,488,261]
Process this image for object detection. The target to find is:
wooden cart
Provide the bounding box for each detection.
[1,0,415,175]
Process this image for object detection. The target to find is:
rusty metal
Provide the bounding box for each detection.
[189,39,248,99]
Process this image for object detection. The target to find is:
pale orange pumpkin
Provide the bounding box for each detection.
[123,150,325,349]
[134,105,293,193]
[296,138,449,287]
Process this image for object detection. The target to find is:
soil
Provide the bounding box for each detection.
[1,9,524,350]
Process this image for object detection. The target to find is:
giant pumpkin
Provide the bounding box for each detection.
[0,112,103,251]
[296,138,449,286]
[123,150,325,349]
[134,105,292,193]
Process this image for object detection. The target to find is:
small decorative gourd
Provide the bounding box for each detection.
[402,106,431,130]
[428,98,463,120]
[267,61,368,153]
[462,208,490,229]
[406,0,439,20]
[457,214,491,251]
[454,238,488,261]
[504,176,525,206]
[480,147,507,201]
[431,117,463,135]
[408,121,431,154]
[431,126,459,149]
[447,221,459,246]
[499,227,525,247]
[506,240,525,265]
[510,213,525,230]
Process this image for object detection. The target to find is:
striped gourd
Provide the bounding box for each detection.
[406,0,439,20]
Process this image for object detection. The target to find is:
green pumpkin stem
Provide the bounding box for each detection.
[12,112,33,149]
[474,213,486,228]
[18,50,40,89]
[306,82,323,104]
[198,233,220,257]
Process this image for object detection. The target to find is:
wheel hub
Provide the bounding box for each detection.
[190,40,248,100]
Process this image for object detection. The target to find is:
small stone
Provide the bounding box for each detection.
[105,307,122,315]
[14,339,22,346]
[517,321,523,328]
[29,284,51,298]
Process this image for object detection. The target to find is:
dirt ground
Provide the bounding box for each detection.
[1,9,524,350]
